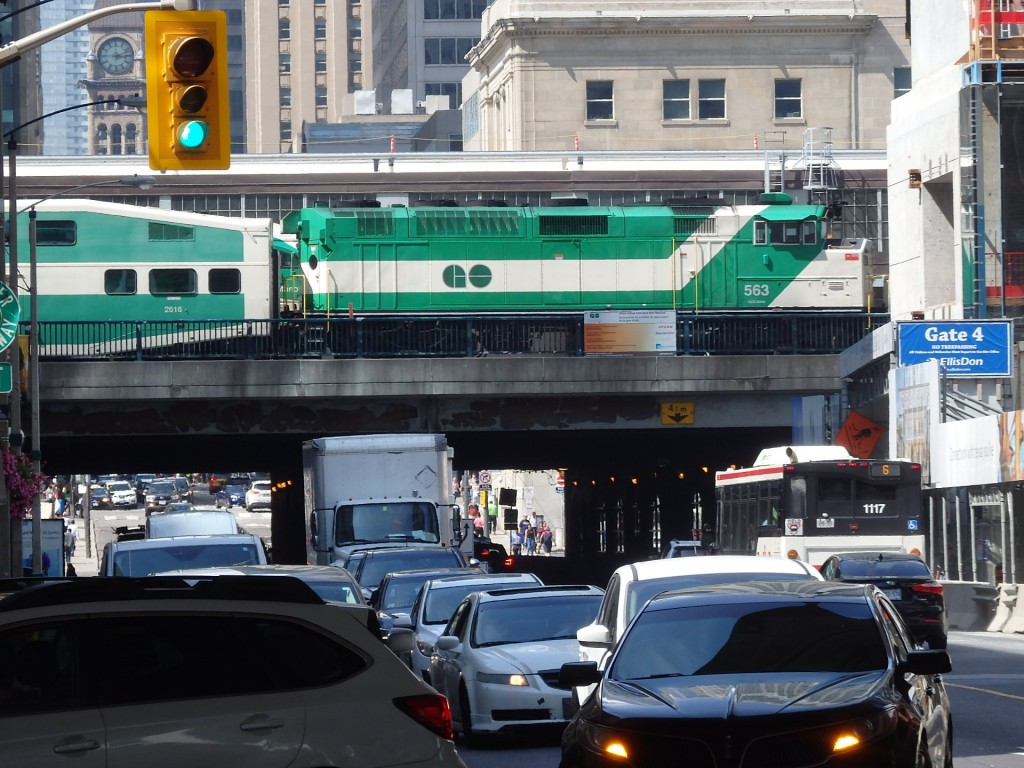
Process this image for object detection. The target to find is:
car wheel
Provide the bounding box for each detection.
[459,684,478,746]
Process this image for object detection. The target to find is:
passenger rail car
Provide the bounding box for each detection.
[281,194,872,315]
[6,200,289,350]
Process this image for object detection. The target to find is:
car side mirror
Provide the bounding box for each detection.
[385,627,416,654]
[577,623,612,647]
[559,661,601,687]
[899,649,952,676]
[392,614,413,629]
[435,635,460,651]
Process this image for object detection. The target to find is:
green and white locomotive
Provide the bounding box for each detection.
[280,193,871,315]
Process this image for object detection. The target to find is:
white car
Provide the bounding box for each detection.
[430,584,603,742]
[0,575,465,768]
[245,480,272,511]
[401,571,544,682]
[105,480,137,508]
[573,554,823,708]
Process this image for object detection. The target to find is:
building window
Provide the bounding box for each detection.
[279,54,290,74]
[663,79,690,120]
[315,53,328,73]
[279,18,290,39]
[281,121,292,141]
[774,79,801,119]
[110,124,122,155]
[586,80,614,121]
[314,19,327,40]
[894,67,911,98]
[424,0,487,19]
[316,86,328,107]
[280,87,291,107]
[424,37,479,65]
[126,123,137,155]
[697,79,725,120]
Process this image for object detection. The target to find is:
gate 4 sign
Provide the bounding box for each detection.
[0,282,20,352]
[897,320,1012,377]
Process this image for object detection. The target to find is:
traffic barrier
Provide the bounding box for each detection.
[943,581,997,630]
[1002,584,1024,634]
[988,584,1017,632]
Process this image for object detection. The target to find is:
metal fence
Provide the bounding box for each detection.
[28,312,887,361]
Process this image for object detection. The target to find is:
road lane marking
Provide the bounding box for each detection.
[945,682,1024,701]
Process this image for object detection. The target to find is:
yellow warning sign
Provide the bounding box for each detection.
[661,402,695,425]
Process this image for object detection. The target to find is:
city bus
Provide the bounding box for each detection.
[714,445,925,567]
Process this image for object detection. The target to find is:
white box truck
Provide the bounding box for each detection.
[303,434,473,567]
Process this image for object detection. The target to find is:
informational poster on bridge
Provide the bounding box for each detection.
[897,320,1012,377]
[583,310,676,355]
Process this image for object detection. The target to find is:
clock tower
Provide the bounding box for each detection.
[80,1,146,157]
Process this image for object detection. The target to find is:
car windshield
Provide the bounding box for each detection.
[335,502,442,546]
[358,552,460,588]
[839,559,930,579]
[425,581,530,624]
[224,485,247,494]
[149,483,176,494]
[252,482,271,493]
[625,572,814,625]
[472,594,601,646]
[108,482,132,492]
[380,577,431,612]
[611,600,887,680]
[113,543,262,576]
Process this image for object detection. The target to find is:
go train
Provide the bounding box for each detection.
[11,194,872,331]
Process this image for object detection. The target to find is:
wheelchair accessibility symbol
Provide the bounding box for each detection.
[907,520,919,531]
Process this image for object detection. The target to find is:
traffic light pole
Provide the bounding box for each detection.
[0,0,197,67]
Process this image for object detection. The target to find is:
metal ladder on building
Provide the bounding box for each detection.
[798,127,839,200]
[762,130,787,193]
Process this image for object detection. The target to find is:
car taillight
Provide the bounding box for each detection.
[503,557,515,568]
[912,583,944,596]
[394,694,454,741]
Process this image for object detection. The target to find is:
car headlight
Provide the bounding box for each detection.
[579,720,631,761]
[417,640,434,656]
[477,672,528,686]
[830,708,898,753]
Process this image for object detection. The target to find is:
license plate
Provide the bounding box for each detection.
[816,518,835,528]
[883,588,902,600]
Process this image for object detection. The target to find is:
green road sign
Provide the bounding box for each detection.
[0,282,20,352]
[0,362,11,393]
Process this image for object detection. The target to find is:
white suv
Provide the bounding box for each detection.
[245,480,272,511]
[105,480,137,509]
[0,576,465,768]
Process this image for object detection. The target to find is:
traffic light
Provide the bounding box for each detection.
[145,10,230,171]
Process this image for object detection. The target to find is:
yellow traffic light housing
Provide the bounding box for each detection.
[145,10,230,171]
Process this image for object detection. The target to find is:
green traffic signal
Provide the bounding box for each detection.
[177,120,210,149]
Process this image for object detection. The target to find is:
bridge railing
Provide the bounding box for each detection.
[27,312,887,361]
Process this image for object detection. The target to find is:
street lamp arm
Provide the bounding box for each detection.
[0,0,198,67]
[3,100,121,139]
[21,175,156,212]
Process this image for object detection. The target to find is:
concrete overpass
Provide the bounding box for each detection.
[32,353,837,566]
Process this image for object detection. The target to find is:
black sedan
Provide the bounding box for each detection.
[820,551,948,649]
[214,483,247,509]
[559,581,952,768]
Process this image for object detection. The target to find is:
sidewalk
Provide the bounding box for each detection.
[66,518,99,578]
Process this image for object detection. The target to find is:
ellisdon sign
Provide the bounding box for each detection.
[897,320,1012,377]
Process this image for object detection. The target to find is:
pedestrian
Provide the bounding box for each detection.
[519,516,529,541]
[539,523,553,556]
[510,530,522,556]
[525,525,537,556]
[64,521,77,564]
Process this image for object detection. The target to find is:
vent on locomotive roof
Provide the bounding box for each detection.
[412,209,522,237]
[353,209,395,237]
[463,199,509,207]
[539,214,609,236]
[674,216,717,238]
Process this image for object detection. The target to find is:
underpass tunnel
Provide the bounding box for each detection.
[41,426,789,577]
